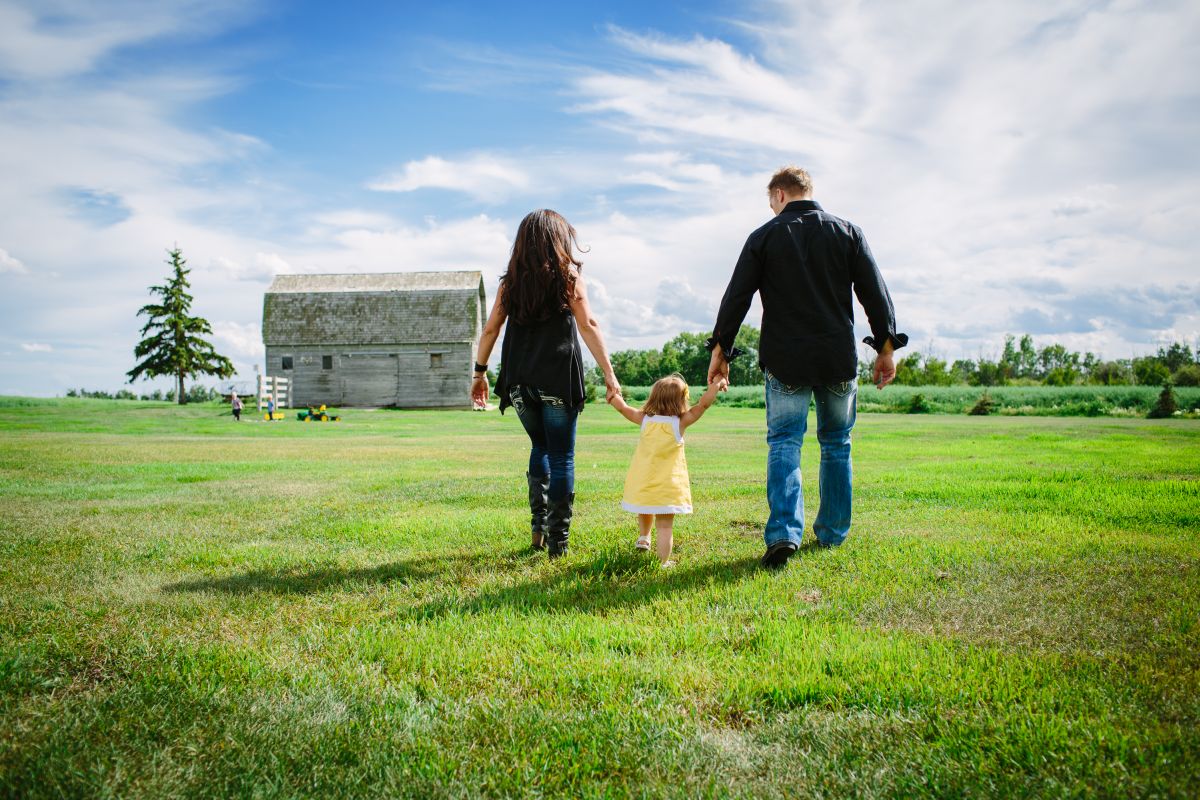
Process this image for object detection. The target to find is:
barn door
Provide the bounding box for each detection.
[395,351,426,406]
[340,354,398,407]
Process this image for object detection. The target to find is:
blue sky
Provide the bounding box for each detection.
[1,0,1197,395]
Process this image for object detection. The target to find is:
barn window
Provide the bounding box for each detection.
[322,355,333,370]
[429,353,443,368]
[281,356,293,370]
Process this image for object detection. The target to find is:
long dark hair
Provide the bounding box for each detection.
[500,209,583,324]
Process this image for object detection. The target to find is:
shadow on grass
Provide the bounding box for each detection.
[163,545,766,618]
[403,550,763,620]
[162,548,528,596]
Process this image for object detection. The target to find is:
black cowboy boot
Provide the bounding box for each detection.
[546,492,575,559]
[527,472,549,550]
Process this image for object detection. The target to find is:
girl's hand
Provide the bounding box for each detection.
[471,375,489,408]
[716,377,729,392]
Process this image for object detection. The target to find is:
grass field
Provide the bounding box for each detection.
[2,398,1198,798]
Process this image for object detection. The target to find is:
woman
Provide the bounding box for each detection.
[472,209,620,558]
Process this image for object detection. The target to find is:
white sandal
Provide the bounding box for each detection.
[635,534,652,551]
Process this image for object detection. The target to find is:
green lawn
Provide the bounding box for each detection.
[1,398,1198,798]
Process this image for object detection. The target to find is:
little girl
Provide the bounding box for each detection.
[608,373,727,564]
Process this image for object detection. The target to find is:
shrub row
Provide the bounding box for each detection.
[601,384,1200,417]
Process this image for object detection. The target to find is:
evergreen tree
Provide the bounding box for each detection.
[127,248,234,404]
[1147,383,1178,419]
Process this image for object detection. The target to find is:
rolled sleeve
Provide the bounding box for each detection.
[704,337,745,361]
[862,332,909,353]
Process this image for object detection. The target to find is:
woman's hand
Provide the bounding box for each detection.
[604,373,622,403]
[471,375,490,408]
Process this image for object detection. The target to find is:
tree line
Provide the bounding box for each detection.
[601,329,1199,388]
[598,328,766,388]
[882,335,1199,387]
[66,385,223,402]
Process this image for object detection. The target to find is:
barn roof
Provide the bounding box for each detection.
[266,271,483,294]
[262,270,486,346]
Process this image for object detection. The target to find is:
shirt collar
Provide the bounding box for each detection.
[783,199,822,213]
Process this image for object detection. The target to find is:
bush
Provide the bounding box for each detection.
[1060,400,1106,417]
[183,385,220,403]
[1134,358,1172,386]
[907,393,931,414]
[968,393,994,416]
[1147,384,1178,419]
[1172,364,1200,387]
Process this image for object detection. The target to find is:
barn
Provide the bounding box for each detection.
[261,271,486,408]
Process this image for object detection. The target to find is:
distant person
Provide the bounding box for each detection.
[706,166,907,568]
[266,395,276,421]
[472,209,621,558]
[607,373,727,565]
[231,391,243,422]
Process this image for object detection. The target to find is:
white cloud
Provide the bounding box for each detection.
[555,3,1200,358]
[0,1,252,80]
[211,320,263,360]
[254,252,293,277]
[326,214,513,273]
[368,154,531,201]
[582,275,661,339]
[617,151,726,192]
[20,342,52,352]
[653,278,717,328]
[0,247,27,274]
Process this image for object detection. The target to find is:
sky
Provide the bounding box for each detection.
[0,0,1197,396]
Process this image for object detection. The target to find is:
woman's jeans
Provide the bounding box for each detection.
[509,386,578,503]
[764,372,857,548]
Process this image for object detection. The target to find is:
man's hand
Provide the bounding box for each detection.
[872,352,896,390]
[471,375,489,408]
[708,348,730,386]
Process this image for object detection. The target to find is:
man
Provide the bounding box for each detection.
[706,166,906,568]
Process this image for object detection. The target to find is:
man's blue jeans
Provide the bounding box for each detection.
[764,372,857,548]
[509,386,578,503]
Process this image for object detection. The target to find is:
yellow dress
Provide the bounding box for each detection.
[621,415,692,514]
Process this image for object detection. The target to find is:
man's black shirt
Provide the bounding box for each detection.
[708,200,907,387]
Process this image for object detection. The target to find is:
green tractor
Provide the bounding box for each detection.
[296,404,341,422]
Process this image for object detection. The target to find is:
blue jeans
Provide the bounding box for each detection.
[764,372,857,548]
[509,386,578,503]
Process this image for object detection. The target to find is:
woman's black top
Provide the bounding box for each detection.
[496,309,586,413]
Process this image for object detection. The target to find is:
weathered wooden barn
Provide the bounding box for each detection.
[262,271,486,408]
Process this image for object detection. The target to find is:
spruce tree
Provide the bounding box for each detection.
[1147,383,1178,419]
[127,248,234,404]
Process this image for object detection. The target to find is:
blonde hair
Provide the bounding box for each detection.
[642,373,691,417]
[767,166,814,197]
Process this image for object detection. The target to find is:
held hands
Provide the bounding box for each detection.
[604,373,622,404]
[707,348,730,387]
[702,375,729,407]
